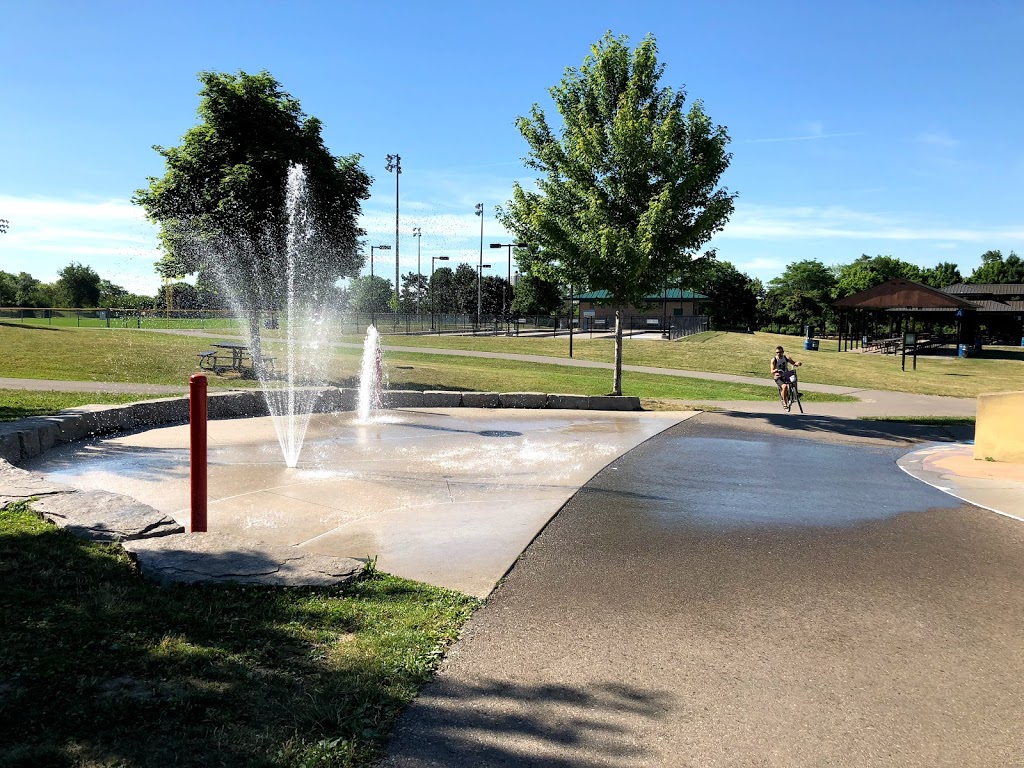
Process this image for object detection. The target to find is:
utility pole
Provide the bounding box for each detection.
[412,227,422,313]
[474,202,483,327]
[385,154,401,320]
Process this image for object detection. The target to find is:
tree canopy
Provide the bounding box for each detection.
[498,32,735,393]
[134,70,372,316]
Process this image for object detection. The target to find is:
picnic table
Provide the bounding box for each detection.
[197,342,276,377]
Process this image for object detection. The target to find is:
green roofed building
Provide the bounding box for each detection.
[573,288,708,333]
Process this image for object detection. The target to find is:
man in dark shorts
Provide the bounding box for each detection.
[770,345,801,410]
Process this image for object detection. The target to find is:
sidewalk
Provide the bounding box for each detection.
[898,443,1024,522]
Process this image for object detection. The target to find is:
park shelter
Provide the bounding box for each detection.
[831,279,976,352]
[941,284,1024,343]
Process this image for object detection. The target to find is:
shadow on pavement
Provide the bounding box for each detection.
[715,409,974,445]
[383,678,673,767]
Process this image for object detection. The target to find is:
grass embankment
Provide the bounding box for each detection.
[0,390,169,423]
[0,325,855,408]
[367,329,1024,398]
[0,503,478,767]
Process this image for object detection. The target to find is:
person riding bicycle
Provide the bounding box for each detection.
[770,345,802,410]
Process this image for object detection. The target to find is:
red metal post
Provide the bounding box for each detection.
[189,374,208,532]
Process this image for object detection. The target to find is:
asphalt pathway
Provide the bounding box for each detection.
[382,413,1024,767]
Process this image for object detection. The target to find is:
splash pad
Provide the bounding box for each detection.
[27,407,693,596]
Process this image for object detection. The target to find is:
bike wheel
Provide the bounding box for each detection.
[793,385,804,413]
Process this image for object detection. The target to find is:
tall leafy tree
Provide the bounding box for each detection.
[451,264,479,315]
[691,259,758,330]
[920,261,962,289]
[498,32,735,394]
[0,271,15,306]
[832,254,923,299]
[347,275,393,314]
[55,262,102,307]
[428,267,456,314]
[134,70,372,354]
[763,260,836,333]
[511,272,563,316]
[968,250,1024,283]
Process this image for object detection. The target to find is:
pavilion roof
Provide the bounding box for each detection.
[832,279,976,310]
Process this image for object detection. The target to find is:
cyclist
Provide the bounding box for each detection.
[770,345,802,410]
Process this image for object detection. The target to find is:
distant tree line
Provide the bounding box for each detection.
[0,262,154,310]
[697,250,1023,335]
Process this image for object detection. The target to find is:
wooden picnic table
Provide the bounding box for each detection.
[197,342,275,376]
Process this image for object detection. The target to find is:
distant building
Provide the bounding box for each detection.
[574,288,707,331]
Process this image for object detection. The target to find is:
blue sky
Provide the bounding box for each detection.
[1,0,1022,295]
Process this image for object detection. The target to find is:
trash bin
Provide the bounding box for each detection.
[958,344,971,358]
[1020,337,1024,347]
[804,338,819,351]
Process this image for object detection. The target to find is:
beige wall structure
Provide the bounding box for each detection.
[974,390,1024,463]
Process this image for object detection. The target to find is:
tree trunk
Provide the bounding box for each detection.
[613,308,623,396]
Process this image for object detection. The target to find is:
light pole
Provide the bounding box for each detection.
[412,227,422,314]
[385,154,401,321]
[474,203,484,327]
[369,244,391,326]
[477,262,491,334]
[490,242,526,334]
[430,255,449,332]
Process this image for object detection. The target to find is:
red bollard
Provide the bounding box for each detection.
[189,374,208,532]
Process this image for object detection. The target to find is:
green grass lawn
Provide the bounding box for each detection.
[0,390,170,422]
[0,503,478,767]
[368,329,1024,398]
[0,325,855,406]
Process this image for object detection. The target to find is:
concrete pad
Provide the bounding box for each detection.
[898,443,1024,522]
[26,408,694,596]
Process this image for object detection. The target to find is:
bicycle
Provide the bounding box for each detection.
[776,371,804,413]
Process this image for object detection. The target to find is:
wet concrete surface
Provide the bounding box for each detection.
[383,412,1024,767]
[25,408,691,597]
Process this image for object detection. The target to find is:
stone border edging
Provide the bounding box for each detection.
[0,388,641,466]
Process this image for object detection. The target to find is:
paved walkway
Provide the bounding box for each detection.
[382,412,1024,767]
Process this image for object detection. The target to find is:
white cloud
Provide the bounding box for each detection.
[745,122,859,144]
[718,203,1024,243]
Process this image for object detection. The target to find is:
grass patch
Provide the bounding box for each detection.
[370,330,1024,398]
[857,415,977,426]
[0,390,169,423]
[0,326,855,403]
[346,351,856,403]
[0,502,478,767]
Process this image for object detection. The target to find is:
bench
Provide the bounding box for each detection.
[197,350,276,375]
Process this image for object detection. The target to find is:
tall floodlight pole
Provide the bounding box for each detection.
[474,203,484,327]
[385,154,401,320]
[412,227,422,313]
[370,244,391,326]
[490,242,526,335]
[430,255,449,332]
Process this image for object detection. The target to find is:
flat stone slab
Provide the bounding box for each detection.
[30,490,184,542]
[0,459,77,508]
[123,533,364,587]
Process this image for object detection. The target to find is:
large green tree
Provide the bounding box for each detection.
[832,254,923,299]
[497,32,735,394]
[55,262,102,307]
[134,70,372,355]
[761,260,836,333]
[968,250,1024,283]
[691,259,758,330]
